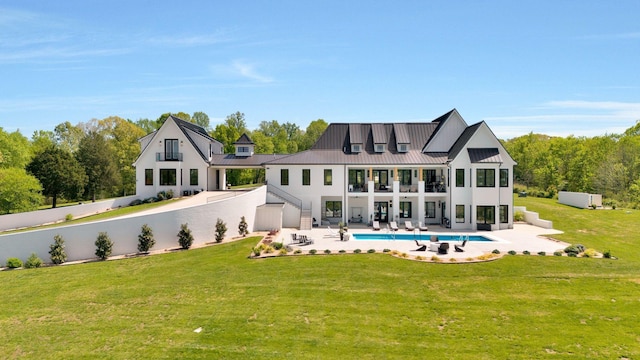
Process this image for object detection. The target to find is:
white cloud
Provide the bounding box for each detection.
[211,60,274,83]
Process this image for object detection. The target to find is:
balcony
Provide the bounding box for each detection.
[156,152,183,161]
[425,182,446,193]
[348,183,368,193]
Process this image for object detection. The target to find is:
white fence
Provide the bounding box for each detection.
[0,196,140,232]
[0,187,266,265]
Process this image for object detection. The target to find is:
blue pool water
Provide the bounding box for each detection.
[352,233,493,242]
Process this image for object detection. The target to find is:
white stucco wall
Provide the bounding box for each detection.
[0,187,266,265]
[0,196,139,232]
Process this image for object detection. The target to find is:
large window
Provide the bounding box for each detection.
[399,202,412,218]
[164,139,179,161]
[349,169,365,189]
[477,206,495,224]
[456,169,465,187]
[500,169,509,187]
[456,205,465,223]
[476,169,495,187]
[160,169,176,186]
[145,169,153,185]
[325,201,342,218]
[324,169,332,185]
[190,169,198,186]
[302,169,310,186]
[398,169,412,186]
[373,170,388,189]
[500,205,509,223]
[425,202,436,218]
[423,169,436,184]
[281,169,289,186]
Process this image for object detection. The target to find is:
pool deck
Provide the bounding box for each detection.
[278,223,567,259]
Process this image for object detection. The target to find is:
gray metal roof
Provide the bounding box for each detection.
[467,148,503,163]
[210,154,289,167]
[263,149,449,165]
[348,123,363,144]
[371,123,388,144]
[448,122,481,161]
[234,133,254,145]
[393,123,410,144]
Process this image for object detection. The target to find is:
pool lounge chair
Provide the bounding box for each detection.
[342,233,350,242]
[438,242,450,254]
[414,239,427,251]
[372,221,380,231]
[325,226,339,237]
[418,222,428,231]
[455,239,467,252]
[404,221,415,231]
[390,221,399,231]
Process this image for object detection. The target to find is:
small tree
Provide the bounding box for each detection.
[137,224,155,253]
[178,223,194,249]
[238,216,248,237]
[25,253,43,268]
[95,232,113,260]
[49,234,67,264]
[215,218,227,243]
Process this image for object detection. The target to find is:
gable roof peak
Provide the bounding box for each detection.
[234,133,254,145]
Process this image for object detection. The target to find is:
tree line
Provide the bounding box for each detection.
[0,111,327,214]
[503,120,640,208]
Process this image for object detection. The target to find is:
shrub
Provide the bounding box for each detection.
[264,246,274,254]
[156,191,165,201]
[137,224,155,253]
[567,252,578,257]
[514,211,525,222]
[492,249,500,254]
[603,249,612,259]
[583,248,597,258]
[477,253,497,261]
[523,250,530,255]
[431,256,441,262]
[65,214,73,221]
[129,199,143,206]
[367,249,376,253]
[554,251,563,256]
[389,250,399,255]
[238,216,249,237]
[272,242,283,250]
[215,218,227,243]
[165,189,174,199]
[6,257,23,268]
[508,250,517,255]
[575,244,585,253]
[564,245,581,255]
[95,232,113,260]
[400,252,408,258]
[252,247,261,257]
[278,248,288,255]
[449,258,457,262]
[537,251,546,256]
[294,249,302,254]
[24,253,43,269]
[324,249,331,254]
[338,249,346,253]
[309,249,317,255]
[466,257,474,261]
[49,235,67,265]
[177,223,194,249]
[383,249,391,253]
[353,249,361,254]
[415,255,426,261]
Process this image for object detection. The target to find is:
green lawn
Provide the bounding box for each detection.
[1,197,639,359]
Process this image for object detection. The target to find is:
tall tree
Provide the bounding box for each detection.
[31,130,56,155]
[192,111,210,130]
[135,118,159,134]
[76,131,120,201]
[0,167,42,214]
[0,128,32,169]
[299,119,328,151]
[54,121,84,153]
[26,145,86,208]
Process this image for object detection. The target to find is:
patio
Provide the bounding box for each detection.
[278,223,567,260]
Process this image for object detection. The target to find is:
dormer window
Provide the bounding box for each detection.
[375,144,385,153]
[351,144,361,153]
[398,144,408,152]
[235,145,253,157]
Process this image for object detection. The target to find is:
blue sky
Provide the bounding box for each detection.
[1,1,639,139]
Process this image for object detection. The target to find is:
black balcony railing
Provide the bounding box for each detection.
[156,152,183,161]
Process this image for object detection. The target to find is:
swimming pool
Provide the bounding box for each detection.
[351,233,493,242]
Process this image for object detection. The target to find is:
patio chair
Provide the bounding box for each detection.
[404,221,415,231]
[438,242,450,255]
[372,221,380,231]
[454,239,467,252]
[418,222,428,231]
[342,233,350,242]
[325,226,339,237]
[390,221,399,231]
[312,218,319,227]
[414,239,427,251]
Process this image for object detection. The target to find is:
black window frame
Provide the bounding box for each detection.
[164,139,179,161]
[500,205,509,223]
[399,201,412,218]
[145,169,153,186]
[325,201,342,218]
[302,169,310,186]
[425,202,436,218]
[324,169,332,186]
[159,169,176,186]
[398,169,412,186]
[190,169,198,186]
[456,204,465,223]
[281,169,289,186]
[456,169,464,187]
[476,169,495,187]
[500,169,509,187]
[477,206,495,224]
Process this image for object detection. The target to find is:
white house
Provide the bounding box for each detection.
[259,109,516,231]
[134,110,516,231]
[133,115,226,199]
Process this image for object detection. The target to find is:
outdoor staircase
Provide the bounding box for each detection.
[266,184,312,230]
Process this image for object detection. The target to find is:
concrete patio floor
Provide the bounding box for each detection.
[277,223,567,259]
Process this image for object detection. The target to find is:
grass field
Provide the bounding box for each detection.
[1,196,638,359]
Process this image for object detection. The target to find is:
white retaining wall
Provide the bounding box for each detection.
[0,187,266,265]
[558,191,602,209]
[0,195,140,232]
[514,206,553,229]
